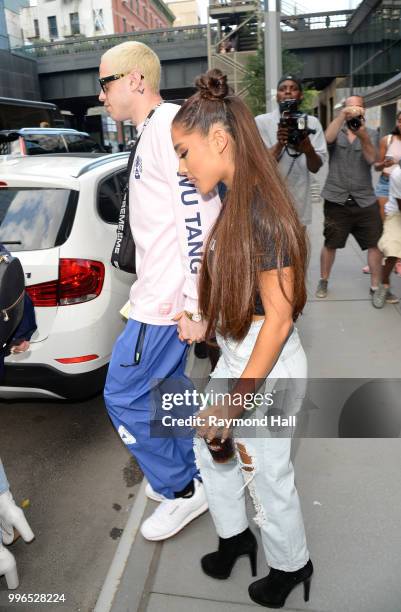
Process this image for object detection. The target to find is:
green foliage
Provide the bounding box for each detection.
[243,47,317,116]
[300,88,319,114]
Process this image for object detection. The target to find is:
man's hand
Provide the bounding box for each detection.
[294,133,313,154]
[276,124,289,147]
[172,311,207,344]
[350,118,376,164]
[353,120,368,139]
[292,133,323,173]
[9,340,30,354]
[344,105,365,122]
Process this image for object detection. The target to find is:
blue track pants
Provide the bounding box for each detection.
[104,319,198,499]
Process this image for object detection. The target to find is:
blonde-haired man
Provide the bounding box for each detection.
[99,42,220,540]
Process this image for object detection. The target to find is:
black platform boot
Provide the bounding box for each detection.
[248,559,313,608]
[201,527,258,580]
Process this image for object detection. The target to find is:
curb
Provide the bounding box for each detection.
[94,479,148,612]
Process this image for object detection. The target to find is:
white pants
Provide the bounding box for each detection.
[194,321,309,572]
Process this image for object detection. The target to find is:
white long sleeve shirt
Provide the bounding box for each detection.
[128,103,221,325]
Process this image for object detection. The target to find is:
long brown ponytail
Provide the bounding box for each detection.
[173,70,308,341]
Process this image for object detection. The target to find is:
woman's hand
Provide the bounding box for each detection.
[196,402,243,442]
[172,311,207,345]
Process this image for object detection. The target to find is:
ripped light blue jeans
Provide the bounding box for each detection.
[194,321,309,572]
[0,459,9,495]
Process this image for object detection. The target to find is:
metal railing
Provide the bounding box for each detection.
[281,10,354,31]
[13,25,212,58]
[208,0,259,9]
[13,9,354,60]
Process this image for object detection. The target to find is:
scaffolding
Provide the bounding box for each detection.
[207,0,262,100]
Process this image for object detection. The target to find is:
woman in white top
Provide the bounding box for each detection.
[363,111,401,277]
[374,111,401,212]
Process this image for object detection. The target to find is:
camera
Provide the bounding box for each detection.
[346,115,363,132]
[279,99,316,147]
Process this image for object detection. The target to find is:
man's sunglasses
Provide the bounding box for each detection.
[98,72,144,93]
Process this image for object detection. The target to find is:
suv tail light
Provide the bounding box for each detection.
[26,259,105,307]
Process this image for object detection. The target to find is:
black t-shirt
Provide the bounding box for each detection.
[208,198,291,316]
[252,200,291,315]
[254,261,291,315]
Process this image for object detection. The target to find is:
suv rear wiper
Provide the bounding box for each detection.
[1,241,22,245]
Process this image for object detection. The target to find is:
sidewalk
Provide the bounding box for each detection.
[96,198,401,612]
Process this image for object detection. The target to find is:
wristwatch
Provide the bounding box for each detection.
[184,310,202,323]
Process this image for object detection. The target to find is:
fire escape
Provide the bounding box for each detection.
[207,0,262,100]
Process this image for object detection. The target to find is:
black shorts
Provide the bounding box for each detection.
[323,199,383,251]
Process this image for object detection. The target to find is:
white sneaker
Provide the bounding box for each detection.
[0,541,19,589]
[0,491,34,545]
[145,482,167,503]
[140,479,208,541]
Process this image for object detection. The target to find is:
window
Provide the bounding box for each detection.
[69,12,80,35]
[47,15,58,39]
[93,8,103,32]
[97,172,126,224]
[23,133,66,155]
[63,133,103,153]
[122,17,127,32]
[136,0,139,14]
[0,188,78,252]
[143,6,148,22]
[33,19,39,38]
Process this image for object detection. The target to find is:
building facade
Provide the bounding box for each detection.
[4,0,29,48]
[317,0,401,133]
[164,0,200,27]
[21,0,175,43]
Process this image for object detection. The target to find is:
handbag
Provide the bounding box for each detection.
[111,106,159,274]
[0,249,25,348]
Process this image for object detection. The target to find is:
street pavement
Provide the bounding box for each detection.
[1,195,400,612]
[100,197,401,612]
[0,395,141,612]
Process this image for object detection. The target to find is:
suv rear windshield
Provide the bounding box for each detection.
[22,133,67,155]
[0,188,78,252]
[64,133,103,153]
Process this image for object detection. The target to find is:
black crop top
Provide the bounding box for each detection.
[208,198,291,316]
[252,200,291,316]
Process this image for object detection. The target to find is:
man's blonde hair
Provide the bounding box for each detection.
[102,41,161,93]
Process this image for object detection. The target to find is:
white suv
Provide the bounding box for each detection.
[0,153,133,400]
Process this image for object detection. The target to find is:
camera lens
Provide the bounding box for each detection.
[347,116,362,131]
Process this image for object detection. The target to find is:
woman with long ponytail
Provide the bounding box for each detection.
[171,70,313,609]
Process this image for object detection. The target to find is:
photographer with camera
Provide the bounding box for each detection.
[256,75,327,226]
[316,96,384,307]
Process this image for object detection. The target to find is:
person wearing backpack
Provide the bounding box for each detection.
[0,244,36,589]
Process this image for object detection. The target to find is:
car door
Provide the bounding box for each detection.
[0,184,78,341]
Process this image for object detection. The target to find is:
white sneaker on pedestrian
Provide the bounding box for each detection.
[0,541,19,589]
[140,479,208,541]
[145,482,167,503]
[0,491,34,545]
